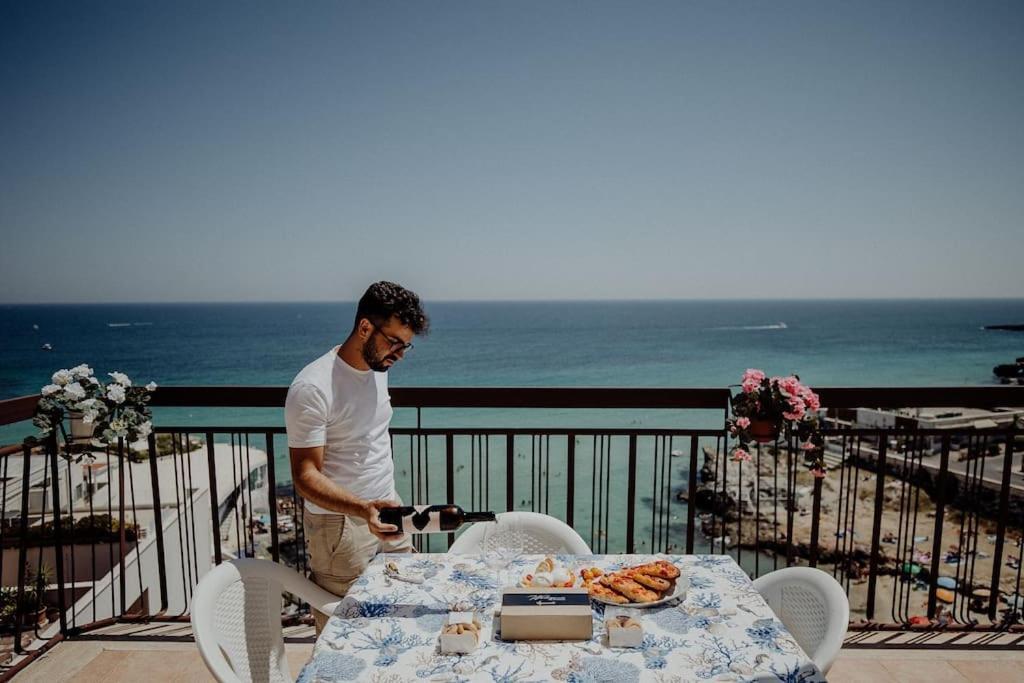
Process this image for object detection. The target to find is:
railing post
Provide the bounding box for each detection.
[446,433,455,549]
[866,437,888,622]
[117,439,127,617]
[926,435,951,619]
[809,476,822,568]
[13,444,33,652]
[48,433,68,635]
[988,423,1015,621]
[147,433,169,612]
[566,434,575,529]
[626,435,637,554]
[505,434,514,512]
[265,433,280,563]
[686,435,698,555]
[206,433,222,563]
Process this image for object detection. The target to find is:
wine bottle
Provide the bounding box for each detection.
[378,504,496,534]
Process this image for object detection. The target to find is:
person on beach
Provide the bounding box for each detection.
[285,281,429,633]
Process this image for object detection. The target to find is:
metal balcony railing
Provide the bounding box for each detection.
[0,385,1022,678]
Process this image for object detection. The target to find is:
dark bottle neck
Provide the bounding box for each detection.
[463,511,497,523]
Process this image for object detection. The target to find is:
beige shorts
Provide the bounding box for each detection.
[303,508,413,634]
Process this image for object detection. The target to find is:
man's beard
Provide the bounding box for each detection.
[362,342,393,372]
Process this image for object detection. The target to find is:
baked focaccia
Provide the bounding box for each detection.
[622,568,672,592]
[601,574,660,603]
[587,580,629,603]
[631,560,681,580]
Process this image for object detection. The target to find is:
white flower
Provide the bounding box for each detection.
[137,422,152,439]
[110,418,126,432]
[76,398,98,410]
[52,369,73,386]
[70,364,93,379]
[145,381,158,392]
[65,382,86,401]
[82,411,97,424]
[109,372,132,387]
[41,384,61,396]
[88,377,100,385]
[106,384,126,404]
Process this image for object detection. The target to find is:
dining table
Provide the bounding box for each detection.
[296,553,827,682]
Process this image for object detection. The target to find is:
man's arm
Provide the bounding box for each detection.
[289,445,404,541]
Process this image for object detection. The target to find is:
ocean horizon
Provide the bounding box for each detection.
[3,298,1024,556]
[4,298,1023,488]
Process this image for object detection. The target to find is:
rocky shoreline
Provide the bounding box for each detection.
[684,446,1024,622]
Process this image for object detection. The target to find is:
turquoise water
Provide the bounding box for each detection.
[4,299,1023,436]
[4,299,1022,554]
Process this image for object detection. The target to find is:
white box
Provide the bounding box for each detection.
[605,608,644,648]
[439,612,482,654]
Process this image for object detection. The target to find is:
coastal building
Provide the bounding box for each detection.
[1,444,268,648]
[854,406,1023,454]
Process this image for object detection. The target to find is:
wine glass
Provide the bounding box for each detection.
[482,518,523,603]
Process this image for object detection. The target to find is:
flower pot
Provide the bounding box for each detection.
[749,419,779,443]
[68,411,95,440]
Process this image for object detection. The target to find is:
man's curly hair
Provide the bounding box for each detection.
[354,281,430,335]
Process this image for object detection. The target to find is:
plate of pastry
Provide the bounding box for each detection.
[582,560,687,607]
[519,556,579,588]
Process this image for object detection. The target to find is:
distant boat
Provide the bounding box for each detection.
[984,323,1024,331]
[41,343,53,351]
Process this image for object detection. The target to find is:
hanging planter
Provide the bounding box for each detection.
[68,410,96,441]
[727,369,827,475]
[748,419,780,444]
[30,365,157,461]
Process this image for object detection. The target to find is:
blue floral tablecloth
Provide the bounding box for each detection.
[297,554,826,682]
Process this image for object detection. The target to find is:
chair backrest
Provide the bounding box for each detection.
[751,566,849,674]
[191,559,340,683]
[448,511,592,555]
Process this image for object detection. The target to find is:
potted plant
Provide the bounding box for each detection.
[727,369,827,476]
[34,365,105,444]
[31,366,158,460]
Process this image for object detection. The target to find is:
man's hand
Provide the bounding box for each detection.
[361,499,406,541]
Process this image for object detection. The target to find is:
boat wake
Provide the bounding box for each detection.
[706,322,788,331]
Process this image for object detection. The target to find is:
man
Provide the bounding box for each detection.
[285,281,429,632]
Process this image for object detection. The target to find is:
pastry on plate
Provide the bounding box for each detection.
[587,581,629,604]
[630,560,681,580]
[601,574,660,603]
[622,568,672,592]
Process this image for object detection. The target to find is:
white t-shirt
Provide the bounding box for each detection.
[285,346,396,515]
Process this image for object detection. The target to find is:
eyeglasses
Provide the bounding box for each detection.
[371,325,414,352]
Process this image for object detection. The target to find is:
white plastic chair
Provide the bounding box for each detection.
[751,566,849,674]
[191,558,340,683]
[447,511,592,555]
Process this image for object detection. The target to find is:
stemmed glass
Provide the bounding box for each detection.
[481,517,523,605]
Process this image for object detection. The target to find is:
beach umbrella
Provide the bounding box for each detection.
[901,562,921,576]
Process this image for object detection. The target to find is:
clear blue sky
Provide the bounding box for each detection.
[2,1,1022,303]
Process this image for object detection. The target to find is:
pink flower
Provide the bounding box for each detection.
[801,388,821,411]
[800,441,817,451]
[742,368,766,383]
[732,448,752,462]
[778,375,802,398]
[783,398,806,421]
[811,468,827,479]
[736,417,750,429]
[741,378,761,394]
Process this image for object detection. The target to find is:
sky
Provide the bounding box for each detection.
[1,1,1023,303]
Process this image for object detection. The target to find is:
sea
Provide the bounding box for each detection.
[4,298,1024,441]
[3,299,1022,556]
